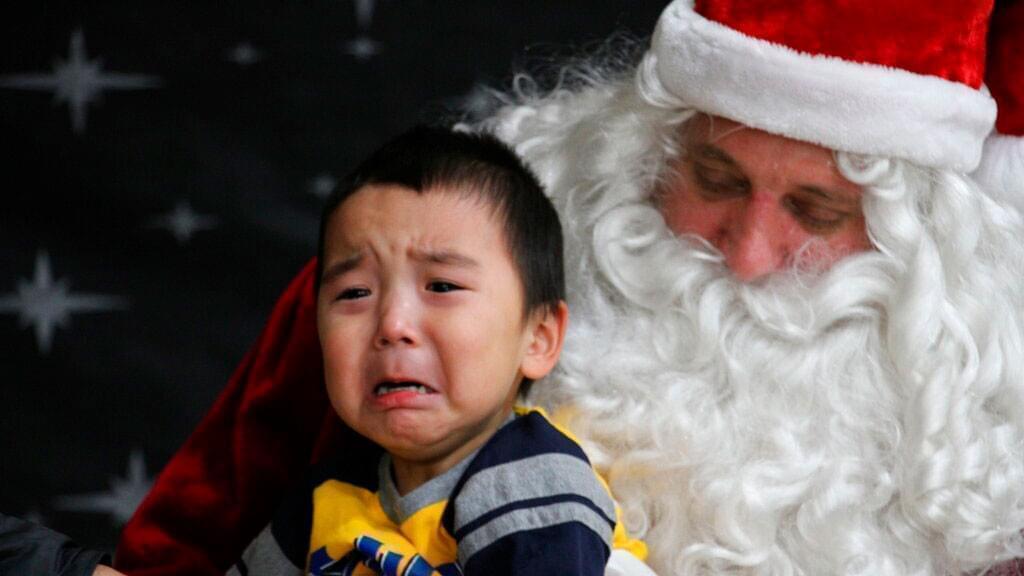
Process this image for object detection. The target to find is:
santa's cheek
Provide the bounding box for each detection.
[665,202,724,241]
[820,228,873,262]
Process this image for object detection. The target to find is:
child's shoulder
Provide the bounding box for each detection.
[441,406,619,569]
[481,405,592,464]
[446,405,614,522]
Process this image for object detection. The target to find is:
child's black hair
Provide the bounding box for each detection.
[316,125,565,322]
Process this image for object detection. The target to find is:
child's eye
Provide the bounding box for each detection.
[427,281,462,293]
[336,287,371,300]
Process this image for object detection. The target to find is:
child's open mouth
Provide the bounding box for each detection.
[373,381,436,396]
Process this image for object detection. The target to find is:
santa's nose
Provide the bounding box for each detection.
[722,196,788,282]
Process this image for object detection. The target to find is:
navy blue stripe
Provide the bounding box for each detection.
[481,412,590,465]
[270,492,313,567]
[461,522,610,576]
[442,411,592,533]
[453,493,616,541]
[309,429,383,490]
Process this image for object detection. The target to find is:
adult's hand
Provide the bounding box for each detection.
[0,513,115,575]
[94,565,127,576]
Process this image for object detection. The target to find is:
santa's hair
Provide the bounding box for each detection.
[473,47,1024,574]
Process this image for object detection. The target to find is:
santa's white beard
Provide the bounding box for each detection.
[479,60,1024,574]
[531,200,1024,575]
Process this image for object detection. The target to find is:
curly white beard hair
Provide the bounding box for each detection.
[473,50,1024,575]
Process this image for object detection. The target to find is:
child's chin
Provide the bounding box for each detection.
[377,412,442,445]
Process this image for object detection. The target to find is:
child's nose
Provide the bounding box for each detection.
[374,292,419,348]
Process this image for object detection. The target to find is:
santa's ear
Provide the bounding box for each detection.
[521,301,569,381]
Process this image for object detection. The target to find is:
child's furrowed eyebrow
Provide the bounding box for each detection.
[413,249,480,269]
[320,253,364,284]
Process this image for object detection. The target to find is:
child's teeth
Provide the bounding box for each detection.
[376,382,430,396]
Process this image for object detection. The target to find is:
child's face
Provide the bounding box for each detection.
[317,183,539,483]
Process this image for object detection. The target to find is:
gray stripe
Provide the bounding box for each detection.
[227,523,302,575]
[457,501,614,565]
[378,449,478,525]
[453,452,615,533]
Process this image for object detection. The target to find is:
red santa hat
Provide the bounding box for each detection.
[972,0,1024,204]
[647,0,999,173]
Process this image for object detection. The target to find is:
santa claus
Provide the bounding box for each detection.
[116,0,1024,574]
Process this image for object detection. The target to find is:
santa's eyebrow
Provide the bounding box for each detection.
[412,248,480,268]
[320,252,364,284]
[694,144,742,170]
[796,185,860,208]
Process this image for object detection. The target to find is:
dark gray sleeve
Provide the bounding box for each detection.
[227,524,303,576]
[0,513,110,576]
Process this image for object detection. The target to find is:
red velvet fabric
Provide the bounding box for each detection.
[993,558,1024,575]
[114,258,353,575]
[694,0,993,88]
[988,0,1024,135]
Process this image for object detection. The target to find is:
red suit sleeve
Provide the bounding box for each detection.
[114,258,347,575]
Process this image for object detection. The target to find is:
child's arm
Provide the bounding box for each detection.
[226,455,337,576]
[227,524,304,576]
[460,520,610,575]
[446,412,618,575]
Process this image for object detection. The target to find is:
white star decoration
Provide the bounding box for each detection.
[345,35,382,60]
[227,42,262,66]
[148,200,219,244]
[0,29,160,134]
[0,251,128,355]
[309,173,338,199]
[53,449,152,527]
[345,0,382,60]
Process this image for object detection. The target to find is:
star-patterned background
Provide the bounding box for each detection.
[0,0,666,556]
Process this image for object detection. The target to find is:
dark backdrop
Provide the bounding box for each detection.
[0,0,666,555]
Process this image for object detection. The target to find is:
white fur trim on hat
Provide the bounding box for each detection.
[646,0,997,172]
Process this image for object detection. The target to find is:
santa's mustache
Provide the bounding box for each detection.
[531,200,1024,575]
[591,202,896,344]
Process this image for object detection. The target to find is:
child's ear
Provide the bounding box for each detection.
[521,301,569,380]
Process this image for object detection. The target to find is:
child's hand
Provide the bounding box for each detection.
[93,565,127,576]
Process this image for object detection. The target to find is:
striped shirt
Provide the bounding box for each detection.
[228,407,645,576]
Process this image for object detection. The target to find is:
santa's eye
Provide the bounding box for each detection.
[782,197,848,233]
[693,164,750,200]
